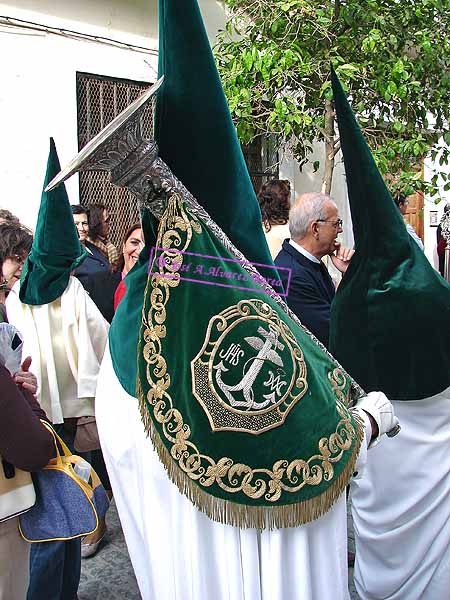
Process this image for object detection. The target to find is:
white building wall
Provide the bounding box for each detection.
[280,147,353,249]
[0,0,226,229]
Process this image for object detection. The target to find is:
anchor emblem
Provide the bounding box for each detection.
[191,299,308,434]
[213,325,287,410]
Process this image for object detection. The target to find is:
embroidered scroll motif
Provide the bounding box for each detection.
[141,193,359,503]
[192,299,308,434]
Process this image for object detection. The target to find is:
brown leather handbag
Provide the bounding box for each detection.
[74,417,101,453]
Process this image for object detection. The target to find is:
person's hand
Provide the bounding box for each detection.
[14,356,38,396]
[330,242,354,274]
[355,391,400,447]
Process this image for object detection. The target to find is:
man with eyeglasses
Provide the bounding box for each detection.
[274,192,353,349]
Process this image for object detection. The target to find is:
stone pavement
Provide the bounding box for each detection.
[78,500,140,600]
[79,500,360,599]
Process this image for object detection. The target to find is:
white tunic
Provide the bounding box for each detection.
[6,277,109,423]
[351,387,450,600]
[96,345,366,600]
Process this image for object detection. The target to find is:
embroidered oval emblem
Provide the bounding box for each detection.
[192,299,308,434]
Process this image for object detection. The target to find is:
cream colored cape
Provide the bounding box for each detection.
[96,344,369,600]
[263,223,291,260]
[351,387,450,599]
[6,276,109,423]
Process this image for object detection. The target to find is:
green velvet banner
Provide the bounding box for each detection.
[137,193,363,528]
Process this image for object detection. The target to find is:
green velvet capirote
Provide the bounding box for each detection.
[329,69,450,401]
[20,138,86,306]
[155,0,273,269]
[110,0,274,396]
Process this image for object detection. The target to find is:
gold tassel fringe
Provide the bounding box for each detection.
[137,378,365,530]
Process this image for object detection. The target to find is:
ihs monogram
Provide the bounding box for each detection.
[191,299,308,435]
[214,325,287,411]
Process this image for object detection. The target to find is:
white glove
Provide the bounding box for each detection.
[354,391,400,448]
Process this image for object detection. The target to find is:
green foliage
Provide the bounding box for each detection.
[215,0,450,199]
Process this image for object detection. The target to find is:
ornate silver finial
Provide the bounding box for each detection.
[45,77,168,213]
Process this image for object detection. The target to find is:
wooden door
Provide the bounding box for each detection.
[403,190,424,241]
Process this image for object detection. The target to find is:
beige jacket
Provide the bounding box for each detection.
[6,277,109,424]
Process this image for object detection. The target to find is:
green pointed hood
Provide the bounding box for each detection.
[110,0,275,396]
[155,0,272,267]
[20,138,86,305]
[329,68,450,401]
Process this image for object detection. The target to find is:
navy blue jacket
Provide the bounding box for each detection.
[74,241,110,285]
[275,240,335,348]
[73,241,118,321]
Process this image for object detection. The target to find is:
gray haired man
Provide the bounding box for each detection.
[274,192,353,348]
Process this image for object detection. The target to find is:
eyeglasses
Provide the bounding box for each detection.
[317,218,343,228]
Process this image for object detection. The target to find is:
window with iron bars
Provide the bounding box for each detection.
[242,135,279,195]
[76,72,277,248]
[76,72,155,250]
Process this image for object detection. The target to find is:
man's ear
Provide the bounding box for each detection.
[311,220,319,238]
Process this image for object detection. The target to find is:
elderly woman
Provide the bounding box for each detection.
[0,223,33,322]
[0,324,54,600]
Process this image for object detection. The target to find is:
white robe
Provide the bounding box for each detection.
[6,277,109,423]
[351,387,450,600]
[96,344,368,600]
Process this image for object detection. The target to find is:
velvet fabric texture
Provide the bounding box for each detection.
[329,70,450,401]
[136,194,362,517]
[155,0,273,269]
[109,0,274,395]
[20,139,86,306]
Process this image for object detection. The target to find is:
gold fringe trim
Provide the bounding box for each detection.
[137,378,365,530]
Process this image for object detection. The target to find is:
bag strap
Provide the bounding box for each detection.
[40,420,73,465]
[39,421,103,491]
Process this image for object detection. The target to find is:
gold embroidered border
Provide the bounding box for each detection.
[138,193,364,523]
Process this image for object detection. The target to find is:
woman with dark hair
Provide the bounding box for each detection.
[0,223,33,321]
[257,179,291,259]
[71,204,120,321]
[76,221,144,321]
[86,203,119,263]
[113,223,144,311]
[0,226,55,599]
[0,209,20,225]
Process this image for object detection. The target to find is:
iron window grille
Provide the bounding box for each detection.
[76,72,277,248]
[76,72,154,250]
